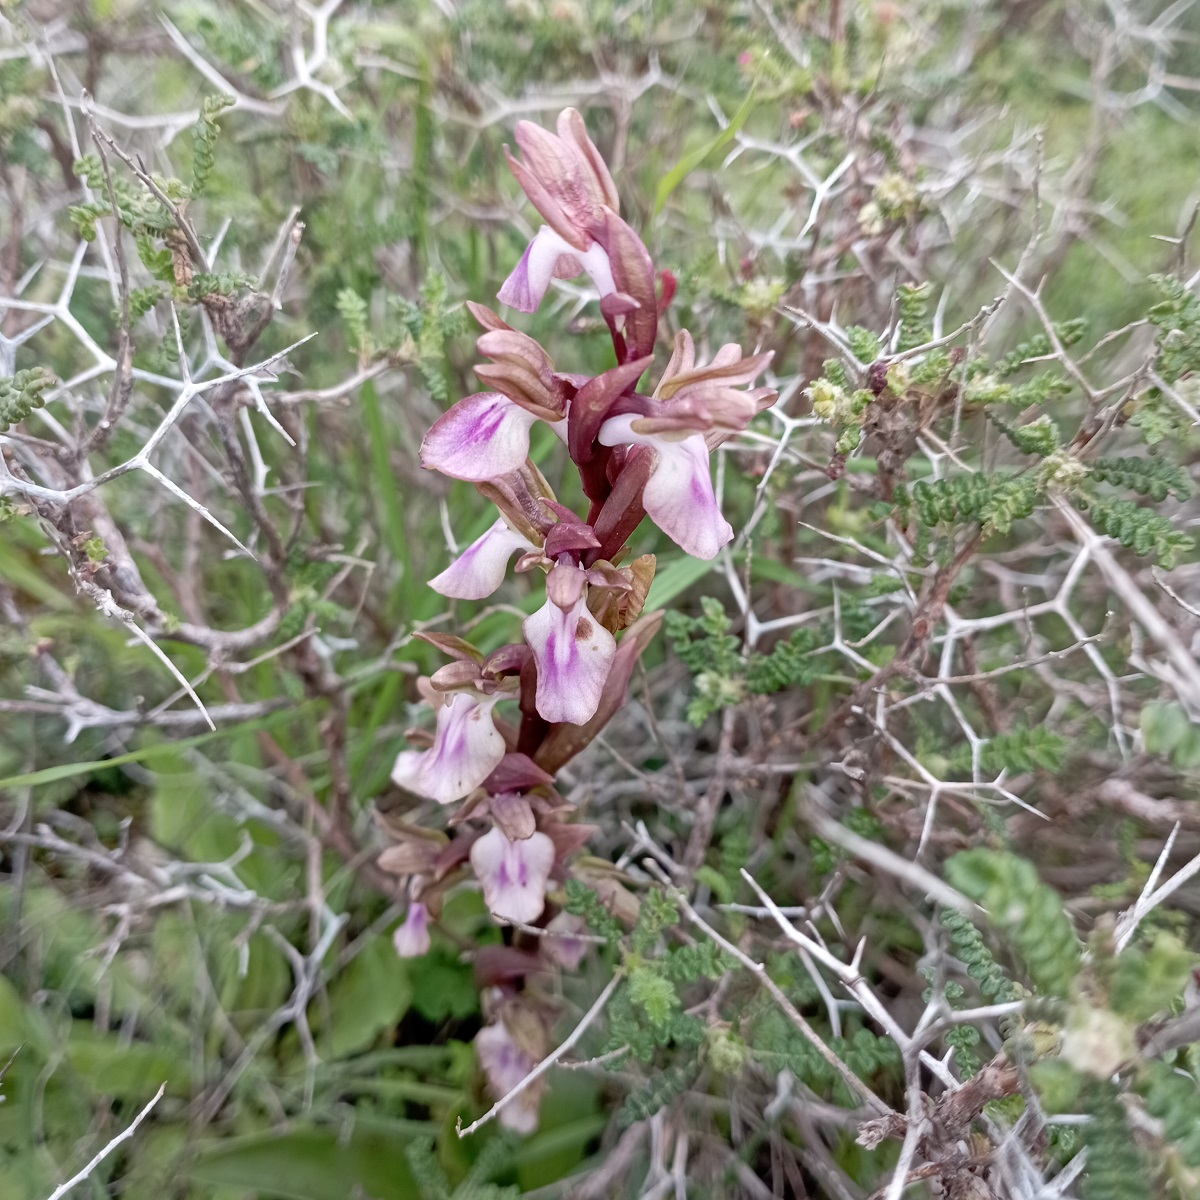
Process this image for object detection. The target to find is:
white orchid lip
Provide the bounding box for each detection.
[598,413,733,560]
[430,518,539,600]
[523,564,617,725]
[390,690,506,805]
[470,825,556,925]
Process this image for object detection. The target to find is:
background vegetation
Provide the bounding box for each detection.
[2,1,1200,1197]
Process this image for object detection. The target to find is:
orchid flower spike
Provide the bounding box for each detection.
[391,688,506,805]
[599,332,776,559]
[523,560,616,725]
[499,109,621,313]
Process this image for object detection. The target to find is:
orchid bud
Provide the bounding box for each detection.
[488,790,537,841]
[497,109,626,315]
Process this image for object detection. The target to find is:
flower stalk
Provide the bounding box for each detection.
[381,107,776,1131]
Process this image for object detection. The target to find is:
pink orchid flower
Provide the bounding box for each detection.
[404,107,780,969]
[598,416,733,559]
[391,688,506,804]
[599,333,775,559]
[470,825,556,925]
[420,329,568,481]
[523,560,616,725]
[475,1021,543,1133]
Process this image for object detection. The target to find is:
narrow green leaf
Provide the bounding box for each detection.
[0,704,313,790]
[359,379,409,574]
[653,91,755,217]
[189,1126,420,1200]
[0,534,75,610]
[645,555,718,610]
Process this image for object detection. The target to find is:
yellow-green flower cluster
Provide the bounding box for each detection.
[806,377,874,453]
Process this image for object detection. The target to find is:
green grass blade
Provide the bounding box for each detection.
[653,91,755,217]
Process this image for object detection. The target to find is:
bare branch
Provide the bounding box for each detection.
[44,1084,165,1200]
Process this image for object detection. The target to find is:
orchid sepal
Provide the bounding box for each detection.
[393,903,432,958]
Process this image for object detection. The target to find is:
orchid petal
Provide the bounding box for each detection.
[391,691,506,805]
[523,586,616,726]
[498,228,578,313]
[535,609,664,774]
[662,329,695,382]
[421,392,540,481]
[575,239,617,299]
[470,826,556,925]
[645,437,733,559]
[392,903,431,958]
[599,414,732,559]
[389,750,427,791]
[505,150,586,248]
[430,519,538,600]
[498,227,616,314]
[658,349,774,399]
